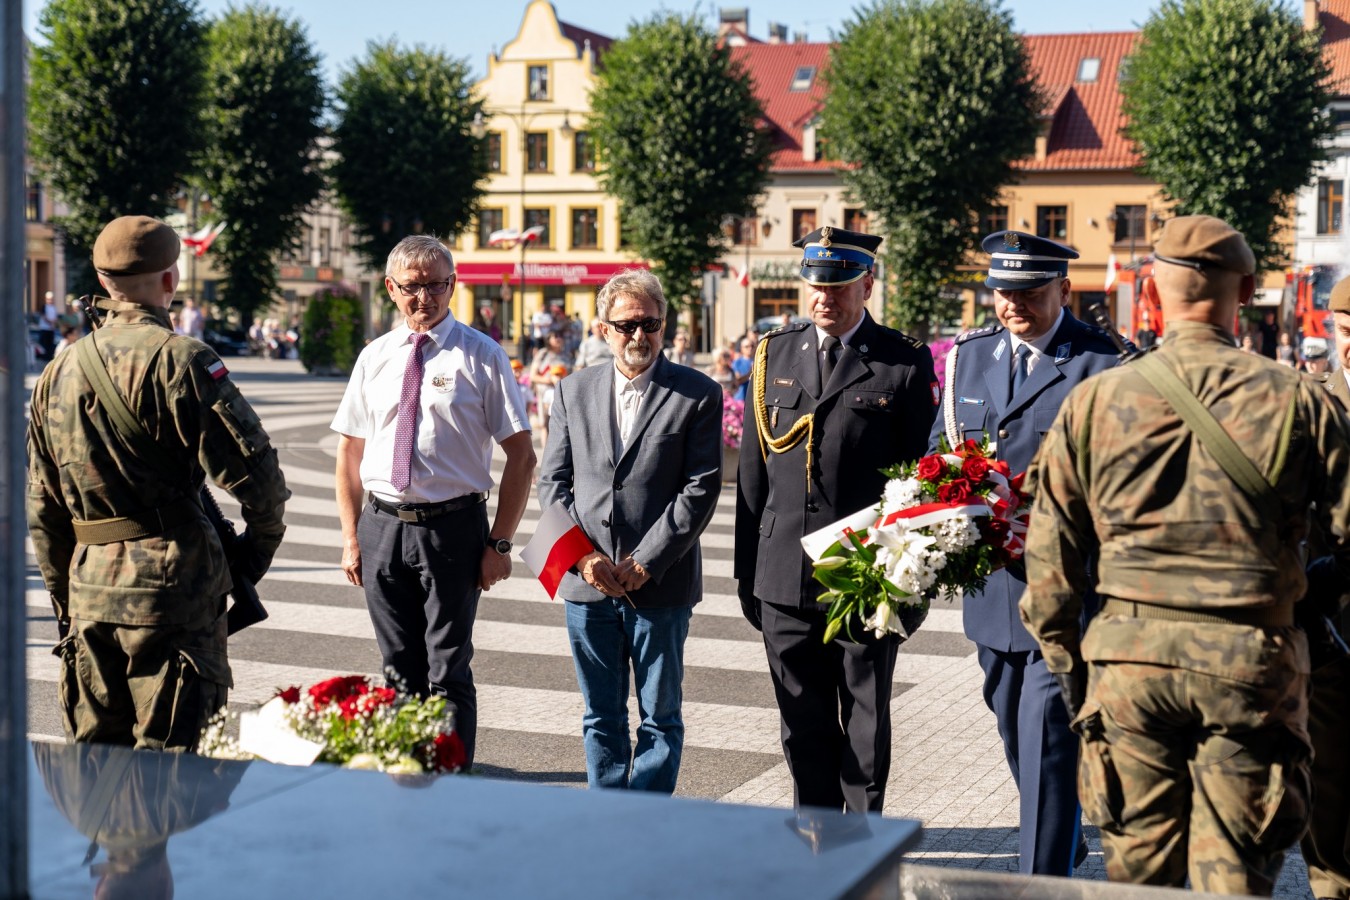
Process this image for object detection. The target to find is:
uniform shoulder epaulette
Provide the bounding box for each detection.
[954,324,1002,345]
[898,332,924,349]
[763,320,809,341]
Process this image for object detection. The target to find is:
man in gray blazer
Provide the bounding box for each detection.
[539,269,723,792]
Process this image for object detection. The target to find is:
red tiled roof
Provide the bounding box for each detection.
[1320,0,1350,96]
[559,20,612,61]
[729,42,832,172]
[1020,31,1140,171]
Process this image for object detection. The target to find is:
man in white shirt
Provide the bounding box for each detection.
[538,269,722,792]
[331,235,536,767]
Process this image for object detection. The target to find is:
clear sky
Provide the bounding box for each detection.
[22,0,1215,86]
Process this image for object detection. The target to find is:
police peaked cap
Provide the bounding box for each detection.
[794,226,882,286]
[983,230,1077,291]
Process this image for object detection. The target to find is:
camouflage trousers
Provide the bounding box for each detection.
[1077,661,1311,896]
[53,610,231,752]
[1303,651,1350,900]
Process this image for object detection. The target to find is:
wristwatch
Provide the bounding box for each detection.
[491,538,512,555]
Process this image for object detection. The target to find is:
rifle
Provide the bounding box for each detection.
[1085,302,1142,364]
[77,296,268,635]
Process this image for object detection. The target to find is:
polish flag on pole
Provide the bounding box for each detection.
[731,266,750,288]
[181,221,226,258]
[1104,253,1119,292]
[519,502,594,599]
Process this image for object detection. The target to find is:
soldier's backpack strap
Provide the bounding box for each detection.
[72,333,200,544]
[1131,352,1293,518]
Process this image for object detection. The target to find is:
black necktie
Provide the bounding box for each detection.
[821,336,841,387]
[1011,344,1030,395]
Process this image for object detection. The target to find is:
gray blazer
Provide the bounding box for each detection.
[539,353,723,608]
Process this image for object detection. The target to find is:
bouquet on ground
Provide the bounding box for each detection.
[806,436,1029,643]
[200,673,467,775]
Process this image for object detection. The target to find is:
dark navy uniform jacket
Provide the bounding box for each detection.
[928,312,1120,651]
[737,313,936,608]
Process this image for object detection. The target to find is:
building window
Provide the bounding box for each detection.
[573,131,596,172]
[525,207,552,247]
[1318,178,1343,235]
[319,227,332,265]
[1077,57,1100,83]
[618,213,633,249]
[791,209,817,241]
[571,208,599,249]
[485,132,503,173]
[755,287,800,322]
[1036,205,1068,241]
[980,205,1008,235]
[527,64,550,101]
[478,208,505,249]
[790,66,816,91]
[1112,205,1147,243]
[843,208,869,233]
[525,132,549,172]
[25,175,42,222]
[733,215,759,247]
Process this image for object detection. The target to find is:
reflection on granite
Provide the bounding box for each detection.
[900,864,1225,898]
[28,741,920,899]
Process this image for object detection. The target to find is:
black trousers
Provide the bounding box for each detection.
[357,500,488,766]
[761,600,899,813]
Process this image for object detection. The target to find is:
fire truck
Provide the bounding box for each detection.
[1292,264,1336,341]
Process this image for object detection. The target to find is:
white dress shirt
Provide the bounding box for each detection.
[1007,308,1066,381]
[331,312,530,503]
[613,360,656,454]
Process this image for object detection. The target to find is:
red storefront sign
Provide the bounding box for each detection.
[455,261,647,286]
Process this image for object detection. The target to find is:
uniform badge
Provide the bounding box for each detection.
[774,377,794,386]
[1055,343,1071,362]
[930,381,940,407]
[430,374,452,392]
[820,226,833,248]
[993,340,1007,361]
[1003,232,1021,251]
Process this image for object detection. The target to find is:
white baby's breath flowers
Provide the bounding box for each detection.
[933,515,980,553]
[881,477,924,517]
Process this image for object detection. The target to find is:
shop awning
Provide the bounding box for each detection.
[456,261,648,286]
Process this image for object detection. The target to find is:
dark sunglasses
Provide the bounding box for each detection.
[605,317,663,335]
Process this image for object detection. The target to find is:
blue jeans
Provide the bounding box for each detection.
[564,599,692,792]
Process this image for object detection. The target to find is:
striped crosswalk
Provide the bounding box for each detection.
[23,358,978,803]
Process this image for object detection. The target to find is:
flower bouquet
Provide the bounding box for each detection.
[199,674,466,775]
[804,437,1028,643]
[722,396,745,449]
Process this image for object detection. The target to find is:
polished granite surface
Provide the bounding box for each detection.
[26,741,920,899]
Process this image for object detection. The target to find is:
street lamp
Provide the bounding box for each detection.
[471,106,576,354]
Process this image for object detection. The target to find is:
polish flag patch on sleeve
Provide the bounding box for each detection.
[931,380,940,407]
[206,360,229,381]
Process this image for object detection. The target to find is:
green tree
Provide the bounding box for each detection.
[1122,0,1331,271]
[589,11,772,308]
[29,0,206,296]
[822,0,1039,332]
[299,285,363,374]
[331,42,487,271]
[200,4,326,323]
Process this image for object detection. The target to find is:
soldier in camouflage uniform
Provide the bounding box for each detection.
[27,216,288,751]
[1020,216,1350,895]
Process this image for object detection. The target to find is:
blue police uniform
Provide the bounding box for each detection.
[928,231,1122,875]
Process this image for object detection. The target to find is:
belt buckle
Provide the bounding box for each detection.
[396,507,420,523]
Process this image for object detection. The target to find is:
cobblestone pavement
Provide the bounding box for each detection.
[24,356,1313,896]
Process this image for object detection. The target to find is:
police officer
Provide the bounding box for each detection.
[1021,216,1350,894]
[929,230,1120,875]
[27,215,289,752]
[734,225,936,813]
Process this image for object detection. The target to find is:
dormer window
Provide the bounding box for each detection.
[1076,57,1100,83]
[790,66,816,92]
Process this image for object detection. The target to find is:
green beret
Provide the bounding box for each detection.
[1153,215,1255,275]
[93,216,180,276]
[1330,276,1350,316]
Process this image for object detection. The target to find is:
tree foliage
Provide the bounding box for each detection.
[1122,0,1331,271]
[589,11,772,308]
[200,4,326,323]
[822,0,1039,331]
[28,0,206,295]
[299,285,363,374]
[330,42,487,272]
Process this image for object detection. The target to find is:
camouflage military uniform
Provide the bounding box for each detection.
[27,299,288,751]
[1021,320,1350,895]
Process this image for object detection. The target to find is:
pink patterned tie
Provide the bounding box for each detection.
[391,333,430,492]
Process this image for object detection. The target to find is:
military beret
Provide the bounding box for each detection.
[983,231,1077,291]
[1153,215,1254,275]
[93,216,180,276]
[1330,276,1350,315]
[793,226,882,286]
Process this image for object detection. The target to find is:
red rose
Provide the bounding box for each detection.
[308,675,370,707]
[961,456,990,481]
[937,479,973,503]
[960,438,981,456]
[369,687,396,707]
[992,459,1011,477]
[915,455,945,482]
[432,732,467,773]
[277,686,301,705]
[982,518,1011,544]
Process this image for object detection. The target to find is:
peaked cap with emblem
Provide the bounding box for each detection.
[794,225,882,286]
[983,230,1078,291]
[93,215,181,276]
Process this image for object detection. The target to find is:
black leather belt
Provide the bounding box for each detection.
[1101,598,1293,628]
[369,492,487,523]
